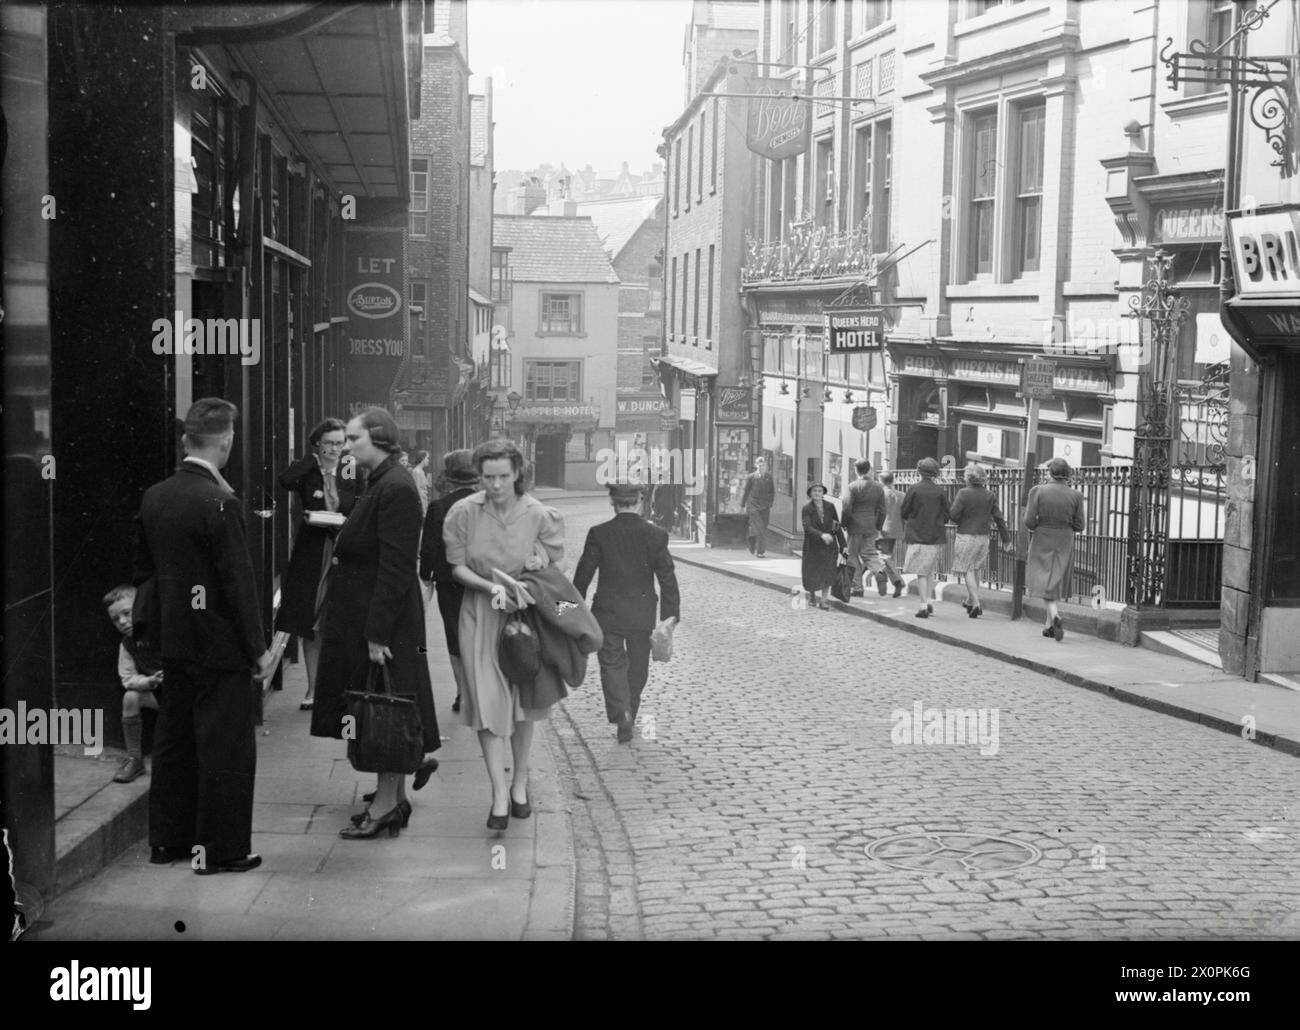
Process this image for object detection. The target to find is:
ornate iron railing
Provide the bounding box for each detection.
[886,463,1224,609]
[742,215,879,284]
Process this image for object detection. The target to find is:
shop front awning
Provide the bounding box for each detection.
[651,354,718,378]
[178,3,418,200]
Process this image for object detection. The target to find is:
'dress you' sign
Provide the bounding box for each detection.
[345,227,405,413]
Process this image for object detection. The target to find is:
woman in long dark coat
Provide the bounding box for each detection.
[275,418,358,710]
[311,408,439,839]
[800,484,842,610]
[1025,457,1086,642]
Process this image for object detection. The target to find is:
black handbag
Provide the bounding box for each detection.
[344,661,423,774]
[498,610,541,686]
[829,552,854,603]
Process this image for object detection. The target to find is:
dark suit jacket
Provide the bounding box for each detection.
[132,460,264,671]
[741,471,775,511]
[419,486,476,583]
[841,477,886,535]
[573,511,680,635]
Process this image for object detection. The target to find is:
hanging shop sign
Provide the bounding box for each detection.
[679,388,697,421]
[659,405,680,431]
[1227,207,1300,300]
[716,385,753,423]
[344,228,406,411]
[851,406,878,431]
[745,76,811,161]
[825,308,885,353]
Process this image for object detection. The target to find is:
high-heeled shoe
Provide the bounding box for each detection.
[486,806,509,831]
[339,804,403,839]
[968,605,982,619]
[510,795,531,819]
[352,798,412,828]
[412,757,439,791]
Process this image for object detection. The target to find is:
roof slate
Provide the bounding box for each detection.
[492,215,620,284]
[573,195,663,263]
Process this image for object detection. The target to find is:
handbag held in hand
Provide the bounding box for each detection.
[345,661,424,774]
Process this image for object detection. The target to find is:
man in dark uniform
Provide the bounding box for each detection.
[133,398,274,873]
[740,455,775,557]
[574,484,681,743]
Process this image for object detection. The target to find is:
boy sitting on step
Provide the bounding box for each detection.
[103,584,162,783]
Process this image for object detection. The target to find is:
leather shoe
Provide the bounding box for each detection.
[195,854,262,875]
[412,756,439,791]
[616,714,635,743]
[150,845,189,865]
[510,796,532,819]
[893,581,904,598]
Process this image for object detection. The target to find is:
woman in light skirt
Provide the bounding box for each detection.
[948,463,1011,619]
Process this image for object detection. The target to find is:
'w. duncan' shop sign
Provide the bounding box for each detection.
[745,76,811,161]
[825,308,885,353]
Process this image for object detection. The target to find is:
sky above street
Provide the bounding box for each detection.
[468,0,694,174]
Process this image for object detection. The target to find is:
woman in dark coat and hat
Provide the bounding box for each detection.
[311,407,439,839]
[1025,457,1086,641]
[800,484,842,610]
[275,418,359,710]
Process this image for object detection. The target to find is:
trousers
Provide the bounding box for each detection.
[746,506,770,554]
[596,624,652,724]
[846,531,904,585]
[149,660,257,864]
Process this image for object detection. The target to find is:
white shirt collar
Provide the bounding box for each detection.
[184,456,235,494]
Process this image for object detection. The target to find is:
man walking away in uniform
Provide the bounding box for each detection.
[841,461,903,598]
[741,456,775,557]
[574,484,681,743]
[134,398,275,873]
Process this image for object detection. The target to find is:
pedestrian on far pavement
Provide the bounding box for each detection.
[574,483,681,743]
[419,448,480,715]
[741,455,775,557]
[877,470,906,588]
[133,398,275,873]
[800,484,842,610]
[948,463,1011,619]
[900,457,951,619]
[840,460,904,598]
[409,449,431,515]
[1025,457,1086,642]
[312,408,440,840]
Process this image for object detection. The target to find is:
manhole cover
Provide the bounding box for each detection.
[865,832,1041,873]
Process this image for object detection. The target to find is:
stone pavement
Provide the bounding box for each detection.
[542,493,1300,941]
[668,544,1300,757]
[27,599,574,941]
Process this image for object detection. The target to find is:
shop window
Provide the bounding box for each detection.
[540,292,582,335]
[718,429,754,515]
[410,157,430,237]
[1269,351,1300,601]
[827,452,843,497]
[525,360,581,402]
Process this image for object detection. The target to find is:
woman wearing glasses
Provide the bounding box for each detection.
[276,418,359,709]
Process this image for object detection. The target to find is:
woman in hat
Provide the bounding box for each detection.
[900,457,951,618]
[948,463,1011,619]
[312,408,440,839]
[800,484,842,610]
[1025,457,1086,641]
[419,449,481,714]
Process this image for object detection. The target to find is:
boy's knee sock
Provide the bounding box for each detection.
[122,714,143,761]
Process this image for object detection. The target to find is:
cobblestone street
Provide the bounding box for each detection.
[547,495,1300,941]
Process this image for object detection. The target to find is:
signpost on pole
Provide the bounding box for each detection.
[1012,358,1055,620]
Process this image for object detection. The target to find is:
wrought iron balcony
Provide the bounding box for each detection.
[742,215,879,285]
